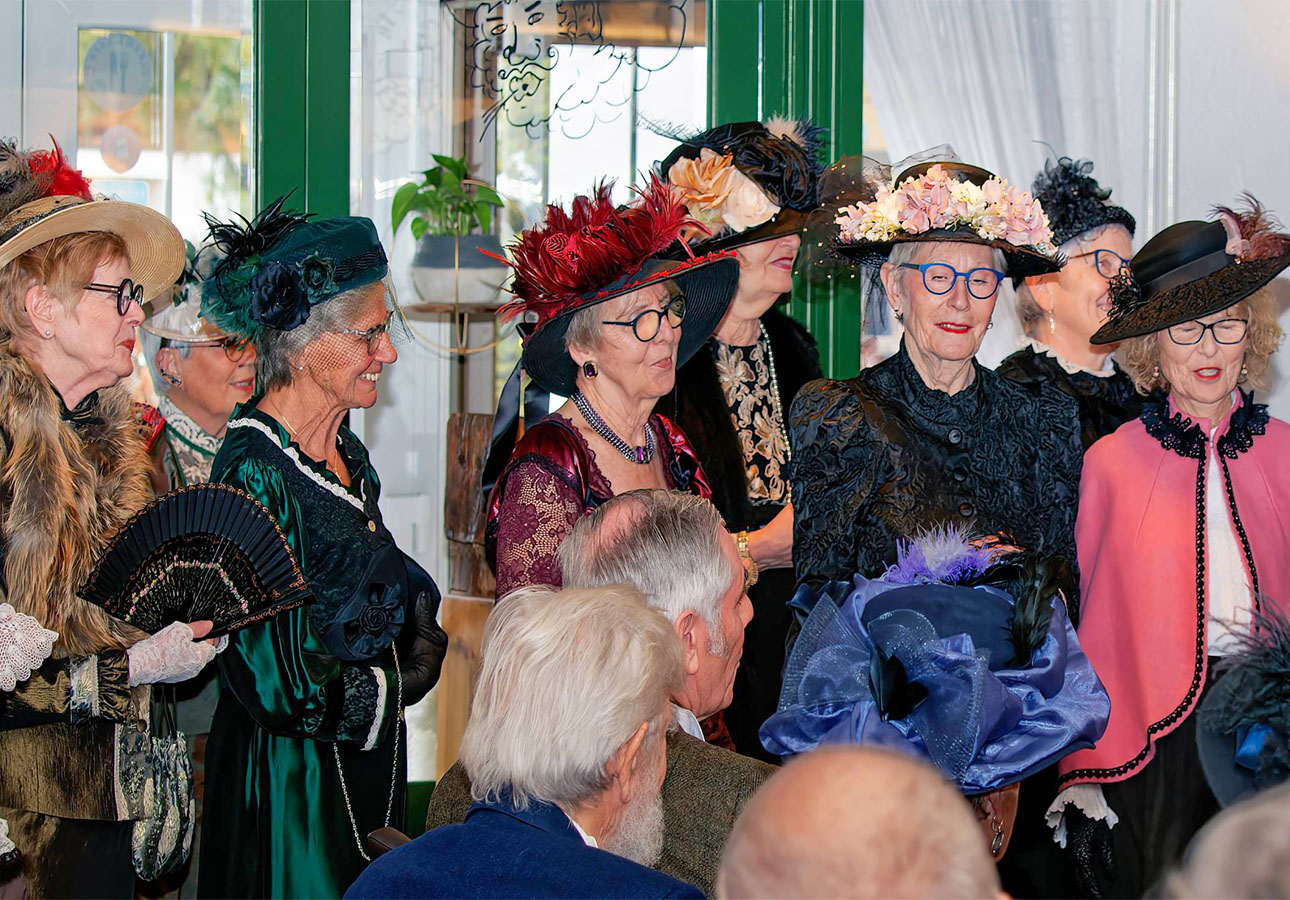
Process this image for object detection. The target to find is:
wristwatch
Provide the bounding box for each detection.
[735,531,759,589]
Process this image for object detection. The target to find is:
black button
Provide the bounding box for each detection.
[958,502,975,517]
[947,428,963,445]
[953,469,967,483]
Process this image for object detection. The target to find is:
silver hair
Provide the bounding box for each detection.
[565,303,602,356]
[559,489,737,655]
[139,331,190,395]
[253,283,378,392]
[459,584,683,813]
[1161,781,1290,899]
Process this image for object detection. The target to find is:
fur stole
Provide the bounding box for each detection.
[0,347,152,656]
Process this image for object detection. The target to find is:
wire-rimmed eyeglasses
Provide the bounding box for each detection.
[334,313,395,355]
[1067,248,1129,280]
[898,263,1004,300]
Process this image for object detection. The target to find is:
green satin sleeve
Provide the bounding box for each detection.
[215,458,398,747]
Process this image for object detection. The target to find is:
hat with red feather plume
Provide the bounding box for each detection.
[498,175,738,395]
[0,136,183,304]
[1094,193,1290,344]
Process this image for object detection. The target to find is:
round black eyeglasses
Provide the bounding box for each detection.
[602,294,687,342]
[84,278,145,316]
[898,263,1004,300]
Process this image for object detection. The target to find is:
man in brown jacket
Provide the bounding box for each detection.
[427,491,775,896]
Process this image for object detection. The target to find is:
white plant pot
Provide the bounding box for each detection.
[410,234,509,309]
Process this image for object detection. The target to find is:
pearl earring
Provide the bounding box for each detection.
[1047,311,1057,335]
[44,330,52,338]
[1241,362,1249,381]
[1152,365,1161,379]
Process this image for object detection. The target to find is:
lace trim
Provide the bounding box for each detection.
[1016,337,1116,378]
[157,396,222,456]
[1045,784,1120,847]
[226,417,365,513]
[1141,389,1268,460]
[363,666,388,751]
[69,653,100,721]
[0,818,14,857]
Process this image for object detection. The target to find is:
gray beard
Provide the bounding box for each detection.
[602,784,665,868]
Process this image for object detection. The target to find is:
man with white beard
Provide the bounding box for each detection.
[346,585,701,899]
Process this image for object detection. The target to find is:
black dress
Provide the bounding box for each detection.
[658,307,822,761]
[996,341,1145,450]
[788,340,1084,620]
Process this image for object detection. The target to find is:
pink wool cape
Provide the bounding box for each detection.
[1058,393,1290,787]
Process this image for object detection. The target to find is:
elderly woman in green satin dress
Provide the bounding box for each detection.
[195,198,447,898]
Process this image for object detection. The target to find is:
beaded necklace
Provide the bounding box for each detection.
[760,322,792,494]
[572,389,656,464]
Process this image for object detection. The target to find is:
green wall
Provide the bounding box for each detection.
[708,0,864,379]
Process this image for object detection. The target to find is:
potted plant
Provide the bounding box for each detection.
[392,153,508,308]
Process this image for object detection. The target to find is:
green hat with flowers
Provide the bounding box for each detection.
[200,193,389,340]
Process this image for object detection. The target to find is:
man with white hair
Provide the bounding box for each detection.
[717,746,1004,900]
[346,585,701,899]
[426,490,773,896]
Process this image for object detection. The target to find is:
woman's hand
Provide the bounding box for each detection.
[745,503,795,571]
[127,620,226,687]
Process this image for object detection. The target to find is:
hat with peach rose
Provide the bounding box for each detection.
[656,117,826,255]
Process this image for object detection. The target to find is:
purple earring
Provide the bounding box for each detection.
[583,361,598,379]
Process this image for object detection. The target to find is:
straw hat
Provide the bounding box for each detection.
[0,140,184,302]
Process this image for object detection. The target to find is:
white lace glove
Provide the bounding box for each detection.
[0,602,59,692]
[1045,783,1120,847]
[127,621,227,687]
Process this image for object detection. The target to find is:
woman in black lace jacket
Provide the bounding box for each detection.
[789,155,1083,619]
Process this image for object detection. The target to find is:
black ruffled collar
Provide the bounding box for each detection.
[57,389,104,430]
[1141,389,1268,460]
[894,340,984,424]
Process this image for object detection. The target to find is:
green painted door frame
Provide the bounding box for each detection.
[708,0,864,379]
[254,0,350,217]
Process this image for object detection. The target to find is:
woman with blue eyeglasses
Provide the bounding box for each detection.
[789,155,1084,622]
[998,158,1146,450]
[485,179,738,598]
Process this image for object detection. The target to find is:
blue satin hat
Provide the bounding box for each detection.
[763,530,1111,795]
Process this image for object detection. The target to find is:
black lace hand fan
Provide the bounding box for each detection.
[80,483,310,638]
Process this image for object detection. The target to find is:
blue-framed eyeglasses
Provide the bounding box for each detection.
[602,294,687,342]
[898,263,1004,300]
[1068,248,1129,280]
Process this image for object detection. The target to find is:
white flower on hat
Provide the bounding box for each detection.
[721,172,781,233]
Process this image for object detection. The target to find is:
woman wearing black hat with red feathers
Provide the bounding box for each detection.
[1053,197,1290,898]
[485,177,739,598]
[653,118,824,761]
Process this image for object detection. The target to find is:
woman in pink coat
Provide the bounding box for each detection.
[1050,198,1290,898]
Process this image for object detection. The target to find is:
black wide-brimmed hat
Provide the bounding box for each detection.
[1092,195,1290,345]
[1196,608,1290,807]
[824,149,1064,279]
[657,117,825,256]
[499,176,738,395]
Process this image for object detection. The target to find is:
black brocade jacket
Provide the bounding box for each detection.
[996,344,1146,451]
[789,342,1085,621]
[656,306,822,531]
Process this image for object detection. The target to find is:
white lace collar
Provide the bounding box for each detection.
[226,415,366,513]
[1016,336,1117,379]
[157,395,222,455]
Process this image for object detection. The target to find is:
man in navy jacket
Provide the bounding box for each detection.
[346,585,702,899]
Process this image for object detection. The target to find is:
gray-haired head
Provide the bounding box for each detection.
[252,282,380,392]
[459,584,683,814]
[139,330,190,394]
[559,489,737,654]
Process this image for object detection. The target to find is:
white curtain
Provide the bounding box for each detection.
[862,0,1151,367]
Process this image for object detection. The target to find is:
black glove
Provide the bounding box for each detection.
[1066,806,1116,899]
[399,555,447,706]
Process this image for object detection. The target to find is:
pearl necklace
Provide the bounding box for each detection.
[761,321,792,469]
[572,390,656,464]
